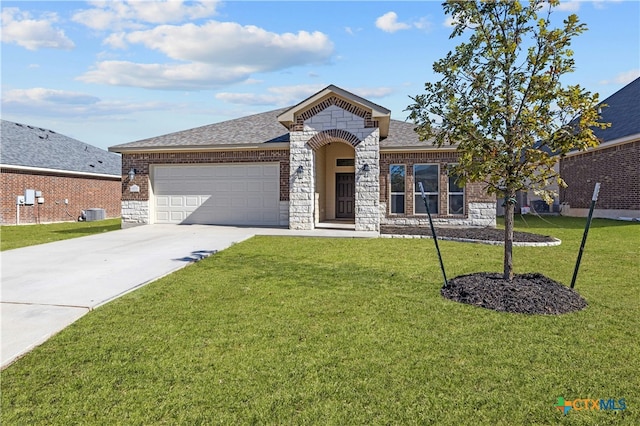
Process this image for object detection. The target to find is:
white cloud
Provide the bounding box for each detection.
[2,87,171,117]
[72,0,219,31]
[351,87,395,98]
[78,60,251,90]
[215,84,327,106]
[554,1,581,12]
[593,0,623,10]
[2,88,99,105]
[80,21,334,90]
[1,8,75,50]
[599,69,640,85]
[124,22,333,69]
[215,85,394,107]
[376,12,411,33]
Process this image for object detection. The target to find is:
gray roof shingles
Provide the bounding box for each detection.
[109,108,426,151]
[1,120,121,176]
[593,77,640,142]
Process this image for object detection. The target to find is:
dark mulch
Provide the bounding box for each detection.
[441,272,587,315]
[381,225,555,243]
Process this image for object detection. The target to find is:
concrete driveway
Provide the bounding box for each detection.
[1,224,376,369]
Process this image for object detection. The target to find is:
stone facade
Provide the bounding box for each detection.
[289,104,381,231]
[121,200,149,227]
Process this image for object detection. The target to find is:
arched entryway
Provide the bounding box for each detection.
[313,141,356,225]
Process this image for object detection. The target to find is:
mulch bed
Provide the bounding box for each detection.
[381,226,583,315]
[380,225,555,243]
[441,273,588,315]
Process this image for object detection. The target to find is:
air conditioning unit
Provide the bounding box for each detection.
[85,208,106,221]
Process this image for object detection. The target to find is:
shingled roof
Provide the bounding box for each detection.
[109,107,429,152]
[593,77,640,142]
[1,120,121,176]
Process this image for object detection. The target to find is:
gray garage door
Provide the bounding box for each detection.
[152,164,280,225]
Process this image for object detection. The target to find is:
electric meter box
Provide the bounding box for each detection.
[24,189,35,205]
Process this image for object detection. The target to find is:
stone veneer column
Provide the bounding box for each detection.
[289,131,315,230]
[355,129,380,231]
[121,200,149,228]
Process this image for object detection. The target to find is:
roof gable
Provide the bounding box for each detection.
[1,120,121,176]
[277,85,391,138]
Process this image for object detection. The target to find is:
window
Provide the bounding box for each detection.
[414,164,438,214]
[390,164,405,214]
[336,158,355,167]
[448,169,464,215]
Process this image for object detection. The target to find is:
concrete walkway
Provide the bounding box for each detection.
[1,224,377,369]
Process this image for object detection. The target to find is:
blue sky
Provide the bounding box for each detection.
[2,0,639,151]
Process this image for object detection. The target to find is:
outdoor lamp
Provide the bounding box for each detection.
[362,163,370,173]
[296,165,304,179]
[128,168,136,182]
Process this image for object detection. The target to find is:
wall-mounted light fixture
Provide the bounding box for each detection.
[128,168,136,182]
[296,165,304,179]
[362,163,370,174]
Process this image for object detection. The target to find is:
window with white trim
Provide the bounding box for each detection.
[390,164,405,214]
[414,164,438,214]
[448,168,464,215]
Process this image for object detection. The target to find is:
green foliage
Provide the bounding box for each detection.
[407,0,608,196]
[407,0,609,279]
[0,219,121,251]
[2,218,639,424]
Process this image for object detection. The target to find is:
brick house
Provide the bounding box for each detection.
[560,77,640,219]
[109,85,496,231]
[1,120,121,225]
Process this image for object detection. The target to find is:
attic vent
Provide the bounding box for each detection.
[98,160,103,164]
[27,125,34,129]
[15,123,24,127]
[39,128,45,131]
[89,164,95,167]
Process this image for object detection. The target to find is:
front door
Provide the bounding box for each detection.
[335,173,355,219]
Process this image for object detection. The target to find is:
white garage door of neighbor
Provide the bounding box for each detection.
[153,164,280,225]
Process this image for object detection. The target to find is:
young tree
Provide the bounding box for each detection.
[407,0,608,281]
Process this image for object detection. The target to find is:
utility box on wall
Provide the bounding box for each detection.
[24,189,35,205]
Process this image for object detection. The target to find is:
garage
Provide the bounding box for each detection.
[152,163,280,225]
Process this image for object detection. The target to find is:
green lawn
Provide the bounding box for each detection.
[0,218,121,251]
[1,217,638,424]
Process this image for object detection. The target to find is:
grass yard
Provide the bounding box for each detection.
[1,217,638,424]
[0,218,121,251]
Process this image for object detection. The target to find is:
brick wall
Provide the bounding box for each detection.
[121,150,291,201]
[1,168,121,225]
[560,141,639,210]
[380,151,494,218]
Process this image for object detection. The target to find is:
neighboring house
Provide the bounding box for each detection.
[1,120,122,225]
[109,85,496,231]
[560,77,640,219]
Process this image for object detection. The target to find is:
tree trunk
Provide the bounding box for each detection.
[503,192,515,281]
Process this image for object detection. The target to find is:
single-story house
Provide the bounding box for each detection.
[0,120,122,225]
[560,77,640,219]
[109,85,496,231]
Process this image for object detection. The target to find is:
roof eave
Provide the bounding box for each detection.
[0,163,121,178]
[110,142,291,154]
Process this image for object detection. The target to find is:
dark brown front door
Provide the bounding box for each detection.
[335,173,355,219]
